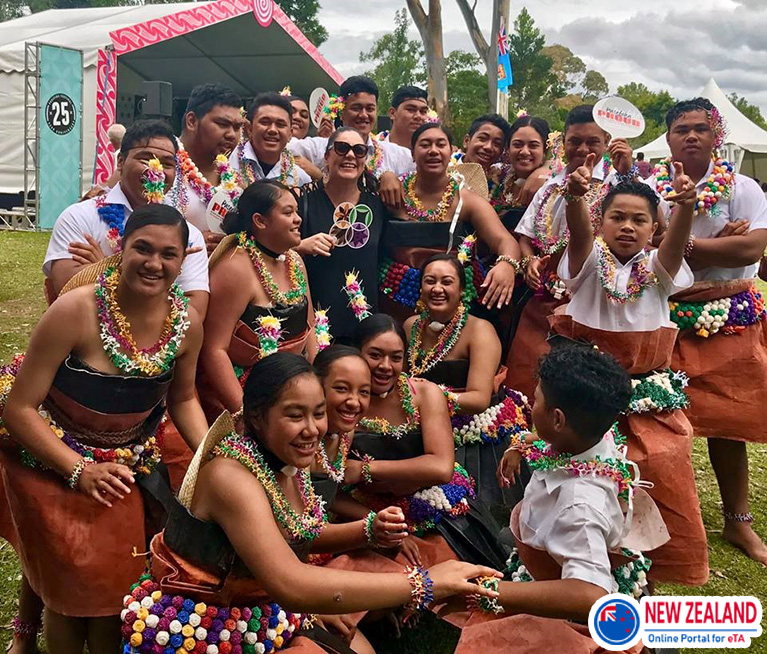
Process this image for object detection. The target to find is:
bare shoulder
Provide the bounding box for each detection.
[403,315,416,336]
[193,455,268,520]
[466,314,498,340]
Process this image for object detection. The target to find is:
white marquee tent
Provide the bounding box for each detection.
[635,78,767,181]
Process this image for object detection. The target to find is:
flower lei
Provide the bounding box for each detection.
[628,369,689,414]
[451,388,531,447]
[95,266,189,376]
[121,574,305,653]
[177,148,241,206]
[96,198,126,252]
[323,94,345,122]
[532,157,611,255]
[669,286,765,337]
[407,304,468,376]
[456,234,476,264]
[709,105,727,150]
[654,156,734,217]
[488,165,521,213]
[214,432,327,542]
[594,237,658,304]
[141,157,166,204]
[238,232,307,306]
[237,143,300,188]
[256,315,284,358]
[402,172,460,222]
[315,433,352,484]
[366,141,384,178]
[314,309,331,351]
[342,270,372,321]
[358,374,420,439]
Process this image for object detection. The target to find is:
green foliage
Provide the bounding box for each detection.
[541,44,585,95]
[582,70,609,102]
[360,9,425,108]
[445,50,488,141]
[274,0,327,46]
[728,92,767,131]
[616,82,676,148]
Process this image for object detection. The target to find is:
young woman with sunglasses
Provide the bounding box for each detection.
[297,128,393,342]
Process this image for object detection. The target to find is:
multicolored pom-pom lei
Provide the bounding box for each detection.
[96,199,126,252]
[451,388,531,447]
[669,286,765,337]
[121,574,305,654]
[654,156,734,216]
[628,369,689,414]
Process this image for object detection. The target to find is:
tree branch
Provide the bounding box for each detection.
[455,0,489,63]
[406,0,427,33]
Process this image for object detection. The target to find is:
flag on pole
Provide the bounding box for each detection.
[497,18,513,91]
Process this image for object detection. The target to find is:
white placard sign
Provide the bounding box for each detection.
[593,96,645,139]
[309,87,330,128]
[206,190,237,234]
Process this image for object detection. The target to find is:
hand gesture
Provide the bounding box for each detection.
[379,171,405,211]
[717,219,750,238]
[608,138,633,175]
[429,560,502,603]
[372,506,409,548]
[203,230,225,255]
[298,233,336,257]
[317,118,335,139]
[294,155,323,182]
[77,462,135,507]
[566,153,595,198]
[314,614,357,644]
[68,234,106,265]
[398,537,422,567]
[524,254,551,291]
[517,170,548,206]
[481,262,516,309]
[497,447,523,488]
[668,162,697,206]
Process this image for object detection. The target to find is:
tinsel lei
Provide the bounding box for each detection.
[95,265,190,376]
[256,315,284,358]
[408,304,468,376]
[505,547,651,599]
[654,156,734,216]
[238,146,300,188]
[142,157,166,204]
[178,148,241,206]
[451,388,531,447]
[314,309,331,351]
[96,197,126,252]
[628,369,689,414]
[669,286,765,337]
[358,374,420,439]
[238,232,307,307]
[315,433,352,484]
[342,270,372,321]
[323,94,345,122]
[0,355,164,475]
[402,172,460,222]
[456,233,476,265]
[594,237,658,304]
[213,432,326,542]
[487,165,521,214]
[121,573,306,654]
[352,463,476,535]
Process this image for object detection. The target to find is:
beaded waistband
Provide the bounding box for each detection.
[538,270,570,300]
[669,285,765,337]
[451,388,531,446]
[628,369,689,415]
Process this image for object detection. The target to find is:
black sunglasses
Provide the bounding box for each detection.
[329,141,371,158]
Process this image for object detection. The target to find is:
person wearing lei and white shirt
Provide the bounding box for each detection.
[173,83,244,254]
[44,119,210,318]
[287,75,415,209]
[646,97,767,566]
[377,85,429,148]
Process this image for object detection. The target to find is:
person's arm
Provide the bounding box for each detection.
[165,311,208,451]
[198,254,254,414]
[302,259,319,362]
[656,162,697,278]
[45,207,105,295]
[687,230,767,270]
[199,457,499,613]
[328,490,375,521]
[457,318,501,415]
[564,153,597,278]
[379,172,405,211]
[185,291,209,320]
[493,578,606,621]
[311,506,408,554]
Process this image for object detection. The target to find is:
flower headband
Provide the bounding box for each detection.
[708,106,727,150]
[426,109,440,124]
[515,109,528,119]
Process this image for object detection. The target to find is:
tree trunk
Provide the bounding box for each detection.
[406,0,449,121]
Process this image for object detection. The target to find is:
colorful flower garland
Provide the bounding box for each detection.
[237,145,300,188]
[538,269,570,300]
[401,172,460,222]
[238,232,307,307]
[314,309,331,351]
[142,157,166,204]
[315,433,352,484]
[95,266,189,376]
[654,156,734,216]
[407,304,468,376]
[488,165,521,214]
[342,270,372,321]
[709,106,727,150]
[178,148,241,206]
[121,574,305,654]
[669,286,765,337]
[214,432,326,542]
[451,388,531,447]
[456,234,477,265]
[256,315,284,358]
[628,369,689,414]
[322,94,345,122]
[358,374,420,439]
[594,237,658,304]
[96,198,126,252]
[366,141,384,179]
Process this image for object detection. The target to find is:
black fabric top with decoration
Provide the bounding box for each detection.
[239,298,309,340]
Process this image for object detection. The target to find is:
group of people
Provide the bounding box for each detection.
[0,73,765,654]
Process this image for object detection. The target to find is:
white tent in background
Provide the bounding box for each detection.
[635,78,767,181]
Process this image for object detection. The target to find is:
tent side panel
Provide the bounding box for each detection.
[93,47,117,186]
[0,71,26,194]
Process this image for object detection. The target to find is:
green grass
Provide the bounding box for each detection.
[0,232,765,652]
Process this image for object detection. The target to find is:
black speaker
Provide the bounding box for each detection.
[141,81,173,117]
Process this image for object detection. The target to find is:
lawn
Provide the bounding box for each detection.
[0,230,765,652]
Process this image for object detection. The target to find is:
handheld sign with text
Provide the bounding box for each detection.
[309,88,330,128]
[593,97,645,139]
[206,190,237,234]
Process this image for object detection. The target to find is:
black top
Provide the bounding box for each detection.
[300,185,390,340]
[419,359,470,389]
[381,218,472,255]
[240,298,309,341]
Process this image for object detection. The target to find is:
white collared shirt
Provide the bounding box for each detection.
[519,434,627,592]
[228,141,311,187]
[43,183,209,293]
[647,164,767,282]
[516,163,617,241]
[287,134,416,177]
[559,242,693,332]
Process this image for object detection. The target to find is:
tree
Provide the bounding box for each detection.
[454,0,509,113]
[582,70,609,102]
[275,0,327,46]
[616,82,675,147]
[445,50,488,140]
[406,0,449,120]
[541,44,585,96]
[360,9,425,107]
[728,92,767,131]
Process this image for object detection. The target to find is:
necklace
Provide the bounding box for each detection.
[178,147,241,205]
[95,198,126,252]
[402,172,460,222]
[408,304,467,375]
[654,156,734,216]
[488,165,521,213]
[532,158,611,255]
[238,232,307,306]
[214,432,326,542]
[359,374,420,439]
[594,237,658,304]
[365,140,384,177]
[238,144,299,187]
[315,432,352,484]
[95,266,189,376]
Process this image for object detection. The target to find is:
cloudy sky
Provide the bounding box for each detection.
[316,0,767,115]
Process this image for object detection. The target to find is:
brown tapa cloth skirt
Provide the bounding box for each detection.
[550,315,709,586]
[0,445,146,617]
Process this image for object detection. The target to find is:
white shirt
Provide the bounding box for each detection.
[559,243,693,332]
[516,163,617,241]
[648,165,767,282]
[287,134,415,177]
[43,184,209,293]
[519,434,627,592]
[228,141,311,187]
